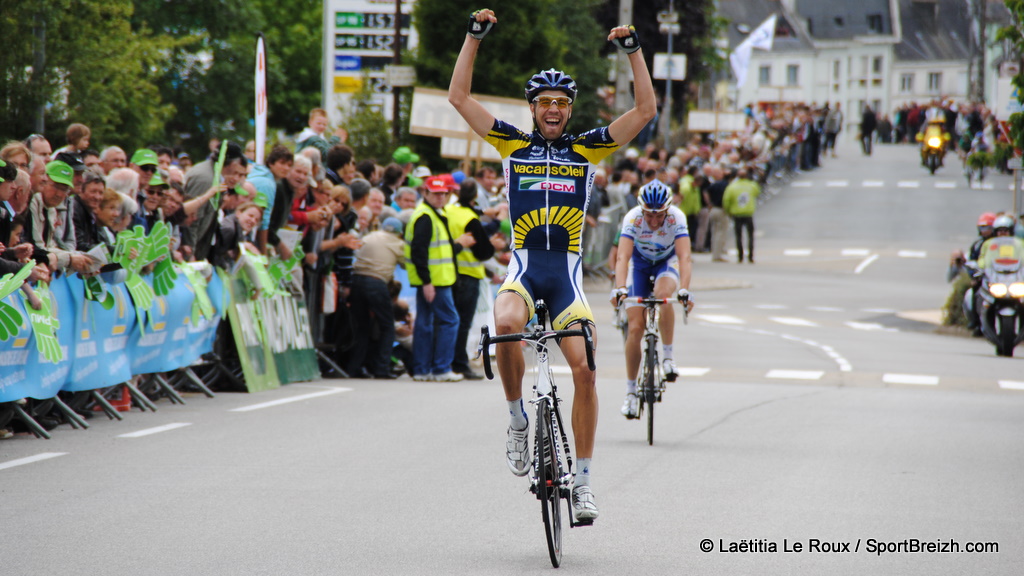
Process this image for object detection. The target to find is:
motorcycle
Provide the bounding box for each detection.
[917,128,947,175]
[968,239,1024,356]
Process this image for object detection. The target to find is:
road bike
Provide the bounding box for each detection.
[478,300,596,567]
[622,297,687,446]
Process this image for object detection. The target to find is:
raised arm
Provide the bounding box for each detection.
[448,9,498,139]
[607,25,657,146]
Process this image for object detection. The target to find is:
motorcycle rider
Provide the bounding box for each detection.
[949,212,996,282]
[917,116,949,168]
[963,214,1023,335]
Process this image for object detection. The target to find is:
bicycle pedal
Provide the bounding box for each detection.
[571,519,594,528]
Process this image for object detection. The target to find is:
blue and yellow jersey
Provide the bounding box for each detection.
[484,119,619,255]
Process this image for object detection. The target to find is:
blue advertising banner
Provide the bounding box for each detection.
[129,274,194,375]
[64,275,136,393]
[0,286,36,403]
[22,276,75,400]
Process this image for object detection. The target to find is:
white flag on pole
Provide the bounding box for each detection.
[729,14,777,89]
[255,35,268,165]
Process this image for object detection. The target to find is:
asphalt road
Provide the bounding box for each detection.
[2,139,1022,575]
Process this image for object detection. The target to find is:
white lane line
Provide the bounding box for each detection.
[230,388,352,412]
[863,180,884,187]
[784,249,813,256]
[842,248,871,256]
[935,181,956,189]
[766,370,825,380]
[677,367,711,377]
[825,180,848,187]
[118,423,192,438]
[854,254,879,274]
[897,250,928,258]
[792,181,812,188]
[845,321,898,332]
[897,181,919,188]
[699,303,727,309]
[883,373,939,386]
[999,381,1024,391]
[0,452,68,471]
[770,317,819,327]
[754,304,788,310]
[808,306,844,312]
[694,314,746,325]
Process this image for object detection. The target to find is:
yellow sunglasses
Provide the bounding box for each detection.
[533,96,572,109]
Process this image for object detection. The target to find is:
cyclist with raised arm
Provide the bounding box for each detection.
[611,180,694,419]
[449,8,655,523]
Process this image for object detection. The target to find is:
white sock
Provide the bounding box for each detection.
[575,458,591,487]
[662,344,673,360]
[625,379,637,395]
[508,399,528,430]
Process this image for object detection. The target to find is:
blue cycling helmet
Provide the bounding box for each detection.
[638,180,671,212]
[525,69,578,103]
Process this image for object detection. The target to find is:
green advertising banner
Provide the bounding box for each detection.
[222,269,280,393]
[258,294,320,384]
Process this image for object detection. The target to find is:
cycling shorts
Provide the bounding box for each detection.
[626,255,679,309]
[499,249,593,330]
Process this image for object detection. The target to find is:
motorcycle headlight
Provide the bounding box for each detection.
[990,283,1009,297]
[927,137,942,147]
[1009,283,1024,298]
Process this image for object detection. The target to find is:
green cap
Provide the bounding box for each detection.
[253,192,269,209]
[234,185,250,196]
[131,148,158,166]
[46,161,75,187]
[406,176,423,188]
[149,171,167,187]
[0,158,5,183]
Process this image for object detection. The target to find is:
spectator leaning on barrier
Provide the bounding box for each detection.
[130,148,159,191]
[72,170,106,251]
[250,144,294,252]
[22,160,92,273]
[209,201,263,272]
[184,141,248,261]
[346,216,406,379]
[1,142,32,172]
[447,176,497,380]
[405,174,476,382]
[24,133,52,164]
[325,144,357,186]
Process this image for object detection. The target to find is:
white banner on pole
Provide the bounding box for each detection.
[255,35,268,165]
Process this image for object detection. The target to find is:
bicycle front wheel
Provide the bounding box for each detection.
[643,335,658,445]
[536,402,562,567]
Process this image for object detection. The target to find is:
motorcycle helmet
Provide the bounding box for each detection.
[638,179,672,212]
[977,212,997,227]
[525,69,578,103]
[992,214,1016,234]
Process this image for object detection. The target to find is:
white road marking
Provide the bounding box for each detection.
[792,181,812,187]
[863,180,884,187]
[826,180,849,187]
[0,452,68,471]
[694,314,746,325]
[230,388,352,412]
[754,304,788,309]
[118,423,192,438]
[698,303,727,309]
[854,254,879,274]
[935,181,955,189]
[842,248,871,256]
[784,249,813,256]
[897,181,919,188]
[770,317,819,327]
[883,373,939,386]
[808,306,844,312]
[677,367,711,377]
[766,370,825,380]
[897,250,927,258]
[998,380,1024,391]
[845,322,898,332]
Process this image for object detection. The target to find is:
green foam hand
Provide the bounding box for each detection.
[26,284,63,363]
[112,226,148,275]
[0,264,33,341]
[180,264,215,324]
[267,245,304,287]
[84,275,115,310]
[144,221,172,266]
[152,259,178,296]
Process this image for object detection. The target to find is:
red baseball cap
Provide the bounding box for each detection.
[425,173,456,192]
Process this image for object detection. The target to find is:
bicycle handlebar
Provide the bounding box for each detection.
[618,297,689,324]
[478,324,596,380]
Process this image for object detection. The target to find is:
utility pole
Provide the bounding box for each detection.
[659,3,681,151]
[614,0,634,115]
[967,0,986,102]
[392,0,402,145]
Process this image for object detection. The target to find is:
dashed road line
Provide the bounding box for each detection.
[842,248,871,256]
[808,306,844,312]
[792,181,812,188]
[845,321,898,332]
[230,387,352,412]
[677,367,711,377]
[826,181,849,187]
[0,452,68,471]
[854,254,879,274]
[766,369,825,380]
[770,317,819,327]
[935,181,956,189]
[897,250,928,258]
[862,308,897,314]
[694,314,746,325]
[784,249,813,256]
[754,304,788,310]
[863,181,884,187]
[998,380,1024,391]
[883,373,938,386]
[118,423,192,438]
[897,181,919,188]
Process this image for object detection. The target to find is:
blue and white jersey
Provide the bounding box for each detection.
[620,205,689,263]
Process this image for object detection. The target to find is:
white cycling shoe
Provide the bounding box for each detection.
[506,426,530,476]
[663,358,678,382]
[572,485,599,522]
[620,393,639,419]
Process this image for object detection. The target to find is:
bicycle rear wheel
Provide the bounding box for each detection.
[536,402,562,567]
[643,335,658,445]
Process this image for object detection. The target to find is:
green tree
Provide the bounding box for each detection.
[997,2,1024,154]
[345,76,394,164]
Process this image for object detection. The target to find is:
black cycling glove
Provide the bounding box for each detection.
[611,25,641,54]
[467,10,494,40]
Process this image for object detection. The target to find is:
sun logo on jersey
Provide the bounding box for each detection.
[513,206,585,253]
